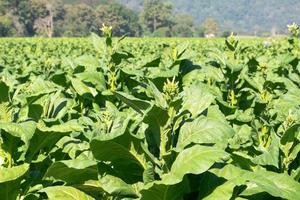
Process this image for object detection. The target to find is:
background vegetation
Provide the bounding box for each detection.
[1,0,299,37]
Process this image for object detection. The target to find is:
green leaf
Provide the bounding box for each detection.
[202,180,237,200]
[253,133,280,168]
[228,124,253,149]
[248,169,300,200]
[75,55,99,69]
[26,120,83,161]
[140,178,190,200]
[44,159,98,184]
[0,121,36,152]
[38,120,83,133]
[143,161,155,184]
[142,105,169,151]
[161,145,228,185]
[76,71,106,92]
[147,80,167,108]
[177,116,235,149]
[56,136,89,160]
[0,81,9,103]
[0,164,29,200]
[24,78,60,100]
[281,124,300,145]
[182,83,215,118]
[90,32,102,52]
[0,163,29,183]
[40,186,94,200]
[207,105,227,122]
[91,124,146,183]
[112,51,134,65]
[70,77,98,97]
[99,175,139,198]
[210,165,300,200]
[114,91,151,115]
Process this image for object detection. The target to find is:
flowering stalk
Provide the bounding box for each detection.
[101,24,117,92]
[159,77,179,159]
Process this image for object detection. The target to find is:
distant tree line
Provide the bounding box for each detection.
[0,0,220,37]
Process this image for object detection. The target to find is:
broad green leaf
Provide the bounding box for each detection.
[114,91,151,114]
[76,71,106,92]
[75,55,99,69]
[140,178,190,200]
[0,103,13,122]
[99,175,139,198]
[182,83,214,118]
[56,136,89,159]
[142,105,169,152]
[73,180,102,194]
[40,186,94,200]
[202,180,237,200]
[70,77,98,97]
[26,120,83,161]
[91,123,146,183]
[143,161,155,184]
[226,108,254,122]
[0,121,36,151]
[253,133,280,168]
[177,116,235,149]
[0,164,29,200]
[281,123,300,145]
[44,159,98,184]
[248,169,300,200]
[90,32,102,52]
[112,51,134,65]
[24,78,60,100]
[161,145,228,185]
[91,139,146,183]
[147,65,180,79]
[38,120,83,133]
[210,165,300,200]
[147,80,167,108]
[0,163,29,183]
[207,105,227,122]
[229,124,253,149]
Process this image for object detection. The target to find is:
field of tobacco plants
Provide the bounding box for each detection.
[0,24,300,200]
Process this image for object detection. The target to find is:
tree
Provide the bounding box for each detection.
[140,0,174,35]
[0,1,6,15]
[55,4,94,37]
[172,13,195,37]
[95,2,140,36]
[203,17,218,36]
[0,15,16,36]
[0,0,30,36]
[30,0,64,37]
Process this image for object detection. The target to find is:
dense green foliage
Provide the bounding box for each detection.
[0,0,203,37]
[0,26,300,199]
[2,0,299,37]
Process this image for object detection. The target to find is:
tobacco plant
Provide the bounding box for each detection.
[0,24,299,200]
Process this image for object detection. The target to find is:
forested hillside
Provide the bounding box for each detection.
[118,0,300,34]
[1,0,299,37]
[63,0,300,34]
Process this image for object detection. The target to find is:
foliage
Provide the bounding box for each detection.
[0,15,16,36]
[140,0,174,35]
[0,25,300,199]
[0,0,205,37]
[203,18,218,36]
[118,0,300,34]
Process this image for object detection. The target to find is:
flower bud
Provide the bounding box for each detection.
[101,23,113,37]
[287,23,299,38]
